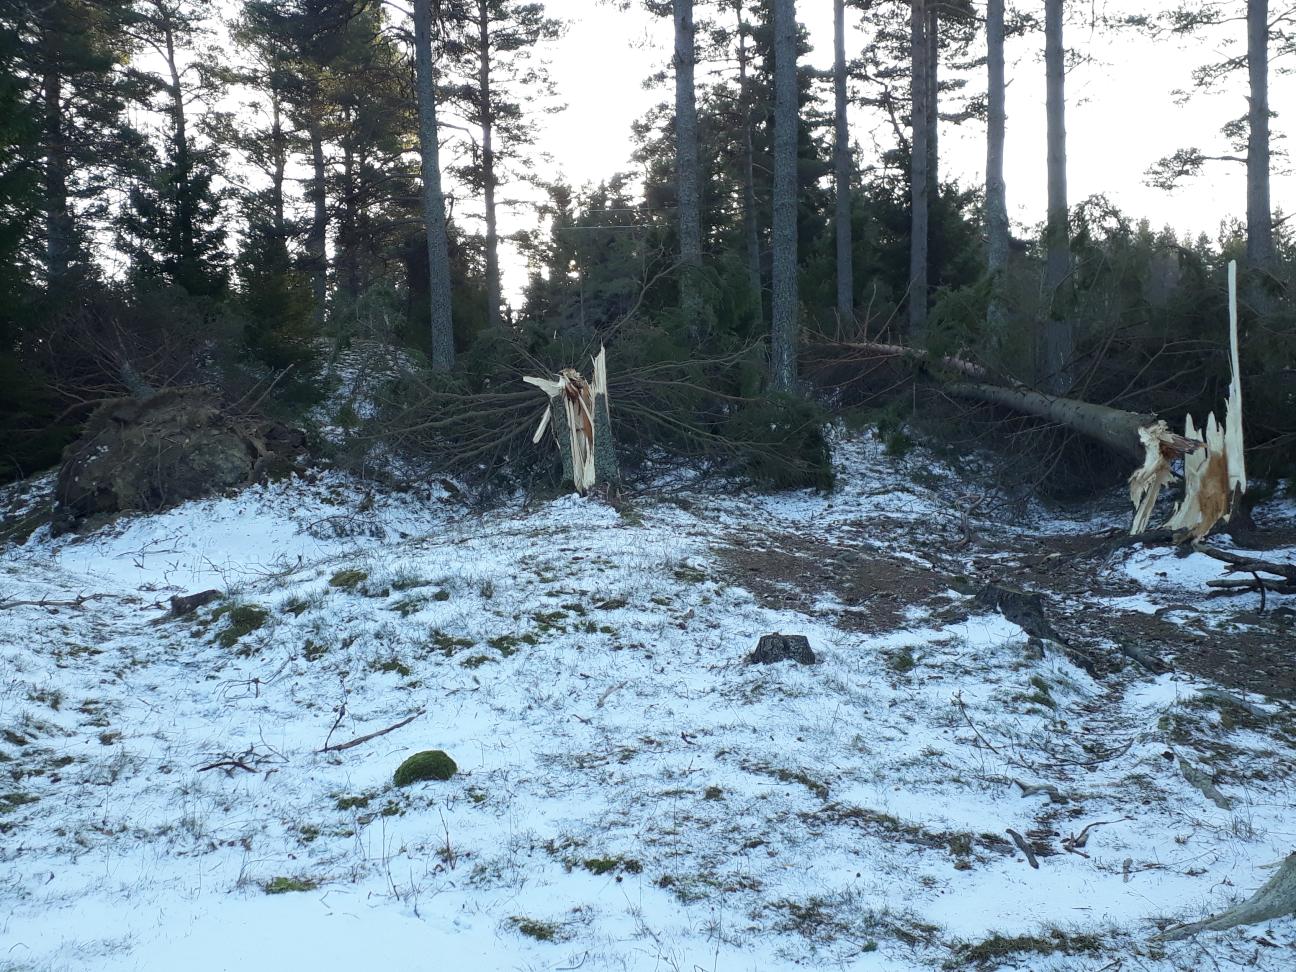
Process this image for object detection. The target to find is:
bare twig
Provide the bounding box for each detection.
[320,710,423,753]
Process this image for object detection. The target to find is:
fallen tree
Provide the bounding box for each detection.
[832,262,1251,539]
[1156,852,1296,940]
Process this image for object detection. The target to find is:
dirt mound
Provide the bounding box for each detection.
[52,387,306,534]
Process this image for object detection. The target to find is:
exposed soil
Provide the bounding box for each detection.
[714,516,1296,703]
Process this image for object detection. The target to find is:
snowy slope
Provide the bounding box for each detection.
[2,434,1294,972]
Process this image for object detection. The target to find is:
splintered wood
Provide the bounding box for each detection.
[525,346,620,495]
[1128,261,1247,537]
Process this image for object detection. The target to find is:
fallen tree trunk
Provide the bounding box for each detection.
[946,381,1155,463]
[841,263,1250,541]
[1156,852,1296,940]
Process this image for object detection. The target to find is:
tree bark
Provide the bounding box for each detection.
[769,0,798,391]
[985,0,1009,332]
[413,0,456,371]
[948,381,1155,463]
[674,0,703,333]
[270,93,287,244]
[1246,0,1276,278]
[339,115,360,300]
[1043,0,1073,392]
[306,121,328,324]
[833,0,853,326]
[737,1,763,313]
[908,0,929,338]
[161,16,194,273]
[41,44,72,284]
[926,0,939,210]
[478,0,501,331]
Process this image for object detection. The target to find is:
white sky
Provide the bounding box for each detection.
[484,0,1291,302]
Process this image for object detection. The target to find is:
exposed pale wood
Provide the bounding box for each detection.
[1158,852,1296,940]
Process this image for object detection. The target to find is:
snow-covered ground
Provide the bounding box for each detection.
[2,433,1294,971]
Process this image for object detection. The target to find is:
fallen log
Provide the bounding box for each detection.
[844,264,1251,542]
[946,382,1156,463]
[1157,852,1296,940]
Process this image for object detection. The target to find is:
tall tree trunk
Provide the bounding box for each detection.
[985,0,1009,332]
[41,45,72,284]
[1043,0,1072,392]
[413,0,455,371]
[306,121,328,324]
[674,0,703,333]
[270,93,287,245]
[1246,0,1276,279]
[477,0,501,331]
[908,0,929,338]
[162,19,194,273]
[339,123,359,300]
[769,0,798,391]
[926,1,939,285]
[737,0,762,313]
[833,0,853,327]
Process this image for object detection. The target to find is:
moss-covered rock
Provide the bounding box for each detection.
[393,750,457,786]
[329,569,368,589]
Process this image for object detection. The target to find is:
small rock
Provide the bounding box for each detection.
[746,633,817,666]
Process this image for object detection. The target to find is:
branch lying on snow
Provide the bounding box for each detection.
[0,592,114,611]
[1005,828,1040,869]
[1156,852,1296,940]
[318,710,424,753]
[1062,817,1130,858]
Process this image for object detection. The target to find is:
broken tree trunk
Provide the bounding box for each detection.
[1133,261,1247,539]
[844,263,1248,539]
[525,347,620,495]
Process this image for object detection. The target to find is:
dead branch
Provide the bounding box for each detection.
[319,710,424,753]
[1005,828,1040,869]
[1194,545,1296,581]
[0,592,114,611]
[1062,817,1129,857]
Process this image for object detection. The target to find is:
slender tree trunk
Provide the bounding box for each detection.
[1246,0,1276,279]
[909,0,929,338]
[307,121,328,324]
[926,1,939,284]
[270,94,287,245]
[162,19,194,273]
[413,0,455,371]
[769,0,798,391]
[41,46,72,283]
[674,0,703,332]
[737,0,762,312]
[985,0,1009,332]
[339,124,359,300]
[477,0,501,331]
[1043,0,1072,391]
[833,0,853,327]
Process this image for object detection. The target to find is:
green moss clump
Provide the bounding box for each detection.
[946,930,1102,969]
[393,750,457,786]
[508,916,561,941]
[329,569,368,589]
[264,876,318,894]
[216,605,270,648]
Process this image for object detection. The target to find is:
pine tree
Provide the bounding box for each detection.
[118,0,229,297]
